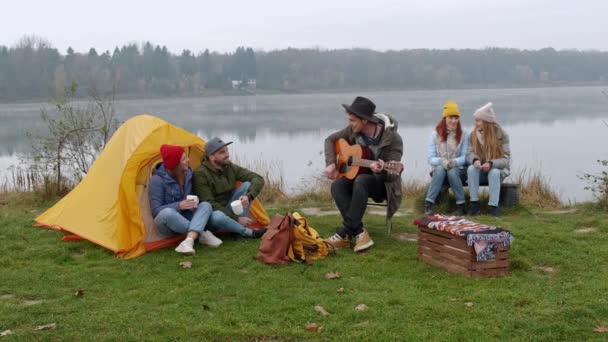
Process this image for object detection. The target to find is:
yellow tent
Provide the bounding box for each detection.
[35,114,270,258]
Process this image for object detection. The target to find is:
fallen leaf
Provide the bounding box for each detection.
[314,305,330,316]
[594,325,608,333]
[355,304,368,312]
[74,289,85,297]
[324,271,342,280]
[336,287,345,293]
[305,322,320,332]
[465,302,474,307]
[179,261,192,269]
[34,323,56,331]
[0,330,12,337]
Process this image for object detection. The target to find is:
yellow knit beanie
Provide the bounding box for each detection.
[442,101,460,118]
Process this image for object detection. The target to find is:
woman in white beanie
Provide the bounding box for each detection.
[424,101,469,216]
[466,102,511,216]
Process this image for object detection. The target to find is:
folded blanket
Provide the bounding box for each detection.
[414,215,514,262]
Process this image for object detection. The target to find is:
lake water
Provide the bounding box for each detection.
[1,86,607,203]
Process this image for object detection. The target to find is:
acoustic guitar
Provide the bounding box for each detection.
[334,138,403,179]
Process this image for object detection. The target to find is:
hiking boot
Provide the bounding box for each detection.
[175,238,195,255]
[199,230,222,247]
[251,227,268,239]
[353,229,374,252]
[453,203,466,216]
[323,233,350,250]
[424,201,434,216]
[489,206,501,217]
[468,201,480,216]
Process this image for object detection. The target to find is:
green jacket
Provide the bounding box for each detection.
[192,158,265,220]
[324,113,403,218]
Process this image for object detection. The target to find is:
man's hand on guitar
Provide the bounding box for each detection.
[325,164,338,180]
[370,159,385,174]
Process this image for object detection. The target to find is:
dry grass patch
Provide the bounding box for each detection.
[402,178,428,199]
[514,168,562,208]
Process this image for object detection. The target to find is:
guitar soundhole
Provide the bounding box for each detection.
[338,163,348,173]
[347,156,353,166]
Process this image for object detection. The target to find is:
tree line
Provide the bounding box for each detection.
[1,35,608,101]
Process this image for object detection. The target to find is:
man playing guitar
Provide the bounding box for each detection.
[323,96,404,252]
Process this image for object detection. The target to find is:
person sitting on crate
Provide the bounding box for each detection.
[423,101,469,216]
[466,102,511,217]
[322,96,404,252]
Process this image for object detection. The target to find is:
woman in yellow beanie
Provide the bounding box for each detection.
[466,102,511,216]
[424,101,469,215]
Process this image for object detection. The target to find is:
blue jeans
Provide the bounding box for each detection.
[467,166,504,207]
[206,182,252,236]
[154,201,212,236]
[425,165,467,205]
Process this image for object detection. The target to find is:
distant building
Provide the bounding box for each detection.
[231,79,256,93]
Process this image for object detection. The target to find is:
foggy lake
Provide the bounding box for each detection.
[1,86,607,203]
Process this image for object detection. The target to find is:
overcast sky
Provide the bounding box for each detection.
[3,0,608,54]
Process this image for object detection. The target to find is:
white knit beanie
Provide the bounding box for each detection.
[473,102,496,123]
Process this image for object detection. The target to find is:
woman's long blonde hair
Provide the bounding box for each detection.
[470,121,503,162]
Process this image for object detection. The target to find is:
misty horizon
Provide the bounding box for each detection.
[3,0,608,54]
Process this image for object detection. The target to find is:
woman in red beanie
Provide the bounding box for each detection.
[149,144,222,255]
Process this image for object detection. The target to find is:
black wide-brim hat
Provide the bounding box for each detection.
[342,96,379,123]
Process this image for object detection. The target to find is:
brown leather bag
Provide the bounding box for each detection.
[257,213,295,264]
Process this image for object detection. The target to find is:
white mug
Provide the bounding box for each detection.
[231,199,244,215]
[186,195,199,205]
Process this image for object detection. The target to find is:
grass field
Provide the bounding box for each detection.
[1,192,607,341]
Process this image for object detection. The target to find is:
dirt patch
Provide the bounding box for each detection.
[301,207,405,217]
[575,227,597,233]
[393,232,418,242]
[300,208,340,217]
[23,299,44,306]
[540,209,577,215]
[533,266,559,274]
[0,294,15,300]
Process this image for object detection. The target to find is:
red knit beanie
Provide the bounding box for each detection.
[160,144,185,170]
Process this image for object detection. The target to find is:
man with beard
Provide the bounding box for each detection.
[192,137,267,242]
[323,96,404,252]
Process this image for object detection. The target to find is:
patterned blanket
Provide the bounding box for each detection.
[413,215,514,262]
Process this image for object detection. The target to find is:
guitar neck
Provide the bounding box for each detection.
[351,157,376,168]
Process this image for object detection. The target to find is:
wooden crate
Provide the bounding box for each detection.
[417,226,510,277]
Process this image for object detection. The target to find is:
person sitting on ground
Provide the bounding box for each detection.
[149,144,221,255]
[192,137,267,240]
[424,101,469,216]
[322,96,404,252]
[466,102,511,217]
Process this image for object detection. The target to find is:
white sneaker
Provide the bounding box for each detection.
[199,230,223,247]
[175,238,196,255]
